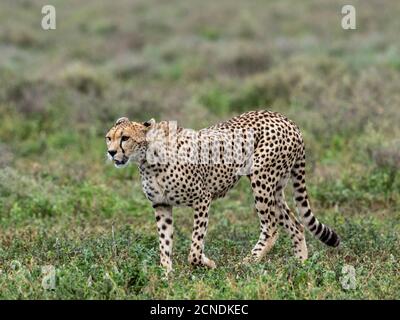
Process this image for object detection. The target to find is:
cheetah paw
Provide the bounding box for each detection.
[202,256,216,269]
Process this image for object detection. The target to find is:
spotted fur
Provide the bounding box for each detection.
[105,111,340,273]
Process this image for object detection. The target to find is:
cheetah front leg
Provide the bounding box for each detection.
[188,196,216,269]
[153,204,174,275]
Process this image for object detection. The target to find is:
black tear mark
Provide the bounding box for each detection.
[120,132,125,154]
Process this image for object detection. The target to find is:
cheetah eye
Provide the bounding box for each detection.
[121,136,129,142]
[106,137,111,142]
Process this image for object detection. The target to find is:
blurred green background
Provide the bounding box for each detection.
[0,0,399,299]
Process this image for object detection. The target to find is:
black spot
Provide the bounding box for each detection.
[153,203,169,209]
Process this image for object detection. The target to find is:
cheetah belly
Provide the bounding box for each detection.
[206,165,242,199]
[140,170,205,207]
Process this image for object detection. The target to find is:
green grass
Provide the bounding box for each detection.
[0,0,399,299]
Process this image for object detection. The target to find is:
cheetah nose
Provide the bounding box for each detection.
[108,150,117,158]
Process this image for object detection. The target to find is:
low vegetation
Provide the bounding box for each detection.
[0,0,399,299]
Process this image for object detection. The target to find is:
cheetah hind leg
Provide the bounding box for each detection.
[242,226,279,265]
[243,177,279,264]
[276,177,308,261]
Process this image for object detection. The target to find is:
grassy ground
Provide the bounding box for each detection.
[0,0,399,299]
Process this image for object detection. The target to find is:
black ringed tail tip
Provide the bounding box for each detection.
[323,230,340,247]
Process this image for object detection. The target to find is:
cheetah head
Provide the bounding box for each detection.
[105,117,155,168]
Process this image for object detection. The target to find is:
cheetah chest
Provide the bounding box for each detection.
[139,171,168,204]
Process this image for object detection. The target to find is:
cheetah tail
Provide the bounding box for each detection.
[290,156,340,247]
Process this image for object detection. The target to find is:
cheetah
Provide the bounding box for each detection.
[105,110,340,274]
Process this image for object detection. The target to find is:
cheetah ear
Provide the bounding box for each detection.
[115,117,129,126]
[143,118,156,128]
